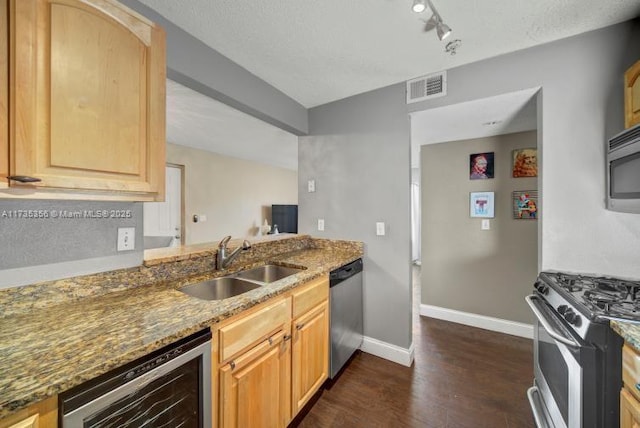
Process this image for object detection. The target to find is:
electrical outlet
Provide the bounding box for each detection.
[376,222,385,236]
[308,179,316,193]
[193,214,208,223]
[117,227,135,251]
[318,218,325,231]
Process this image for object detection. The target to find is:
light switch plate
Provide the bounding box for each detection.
[481,219,490,230]
[318,218,325,231]
[117,227,135,251]
[308,179,316,193]
[376,222,385,236]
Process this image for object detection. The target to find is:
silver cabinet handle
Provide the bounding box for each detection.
[295,323,305,331]
[525,295,579,348]
[7,175,42,183]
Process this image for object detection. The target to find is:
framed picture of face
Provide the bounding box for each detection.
[512,190,538,220]
[512,148,537,177]
[470,152,494,180]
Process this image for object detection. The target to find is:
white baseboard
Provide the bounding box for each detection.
[420,304,533,339]
[360,336,415,367]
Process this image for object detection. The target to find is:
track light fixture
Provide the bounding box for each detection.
[413,0,453,42]
[412,0,426,13]
[427,0,451,40]
[436,20,452,41]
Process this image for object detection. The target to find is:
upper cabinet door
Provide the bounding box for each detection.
[1,0,8,189]
[625,60,640,129]
[9,0,165,200]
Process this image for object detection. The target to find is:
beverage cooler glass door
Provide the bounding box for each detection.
[61,334,211,428]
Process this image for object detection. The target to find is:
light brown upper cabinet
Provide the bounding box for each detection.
[2,0,165,201]
[1,0,8,189]
[625,60,640,129]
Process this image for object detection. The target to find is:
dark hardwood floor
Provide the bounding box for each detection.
[296,268,535,428]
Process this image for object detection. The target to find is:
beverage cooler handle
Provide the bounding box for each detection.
[525,295,580,349]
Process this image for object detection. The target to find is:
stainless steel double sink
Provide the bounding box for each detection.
[179,264,306,301]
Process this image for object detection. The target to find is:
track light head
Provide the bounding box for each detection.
[436,22,452,41]
[412,0,426,13]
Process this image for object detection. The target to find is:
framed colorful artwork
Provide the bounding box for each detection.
[513,191,538,219]
[469,152,494,180]
[512,148,537,177]
[470,192,495,218]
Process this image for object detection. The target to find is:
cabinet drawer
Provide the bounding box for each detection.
[623,344,640,402]
[219,297,290,363]
[292,275,329,319]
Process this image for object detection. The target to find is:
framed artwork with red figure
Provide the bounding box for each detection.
[470,152,494,180]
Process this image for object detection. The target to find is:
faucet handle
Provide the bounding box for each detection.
[219,235,232,247]
[241,240,251,250]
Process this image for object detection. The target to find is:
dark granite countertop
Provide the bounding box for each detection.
[0,236,363,419]
[611,320,640,352]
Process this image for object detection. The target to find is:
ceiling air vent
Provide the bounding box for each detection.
[406,71,447,104]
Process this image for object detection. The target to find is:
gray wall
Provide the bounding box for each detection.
[299,84,412,349]
[119,0,308,136]
[421,132,538,323]
[408,20,640,279]
[299,19,640,350]
[0,201,142,289]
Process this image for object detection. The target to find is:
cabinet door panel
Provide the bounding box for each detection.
[50,3,144,175]
[292,301,329,415]
[220,330,290,428]
[625,61,640,129]
[10,0,165,198]
[621,388,640,428]
[0,0,7,188]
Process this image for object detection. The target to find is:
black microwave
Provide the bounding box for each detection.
[607,123,640,213]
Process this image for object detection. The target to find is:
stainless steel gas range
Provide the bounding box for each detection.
[526,271,639,428]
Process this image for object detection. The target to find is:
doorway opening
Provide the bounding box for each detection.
[409,88,540,337]
[143,163,185,249]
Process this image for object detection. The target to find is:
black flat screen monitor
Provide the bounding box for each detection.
[272,205,298,233]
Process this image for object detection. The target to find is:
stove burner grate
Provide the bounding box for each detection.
[543,271,640,320]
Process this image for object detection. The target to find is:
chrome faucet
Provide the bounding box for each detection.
[216,236,251,270]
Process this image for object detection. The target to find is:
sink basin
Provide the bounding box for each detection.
[234,264,306,283]
[179,277,261,301]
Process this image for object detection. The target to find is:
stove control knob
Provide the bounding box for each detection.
[557,305,568,315]
[564,309,580,326]
[534,281,549,295]
[572,315,582,327]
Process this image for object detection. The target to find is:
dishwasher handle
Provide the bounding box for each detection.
[330,258,363,286]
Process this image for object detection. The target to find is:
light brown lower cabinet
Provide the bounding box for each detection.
[213,274,330,428]
[291,300,329,415]
[219,330,291,428]
[622,344,640,428]
[621,388,640,428]
[0,396,57,428]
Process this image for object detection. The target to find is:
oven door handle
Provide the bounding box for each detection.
[525,295,580,349]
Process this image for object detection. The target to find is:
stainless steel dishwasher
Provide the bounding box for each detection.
[329,258,363,379]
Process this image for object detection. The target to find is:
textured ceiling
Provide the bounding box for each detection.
[139,0,639,108]
[166,79,298,170]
